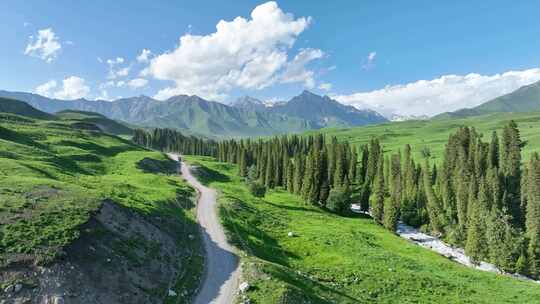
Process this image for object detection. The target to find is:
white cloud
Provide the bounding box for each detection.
[53,76,90,100]
[127,78,148,89]
[116,80,126,88]
[318,82,332,91]
[136,49,152,63]
[107,57,124,65]
[115,67,130,77]
[24,28,62,63]
[334,68,540,117]
[35,80,57,97]
[148,1,317,100]
[280,48,324,88]
[105,57,130,79]
[362,51,376,70]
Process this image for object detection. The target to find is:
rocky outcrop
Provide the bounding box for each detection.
[1,200,200,303]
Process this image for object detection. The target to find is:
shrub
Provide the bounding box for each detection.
[249,181,266,198]
[326,186,351,215]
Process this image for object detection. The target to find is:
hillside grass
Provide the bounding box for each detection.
[306,111,540,162]
[184,155,540,304]
[0,113,203,300]
[55,109,134,136]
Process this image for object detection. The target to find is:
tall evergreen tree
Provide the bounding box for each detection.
[286,160,295,193]
[383,153,401,231]
[500,121,523,226]
[293,154,304,195]
[371,157,385,223]
[423,160,445,233]
[265,151,274,188]
[465,180,489,262]
[238,148,248,177]
[526,153,540,277]
[488,130,500,169]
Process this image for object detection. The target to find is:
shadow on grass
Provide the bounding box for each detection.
[191,165,230,185]
[264,201,325,214]
[266,264,363,303]
[19,163,58,180]
[136,157,176,174]
[0,126,48,150]
[57,140,134,157]
[219,198,299,267]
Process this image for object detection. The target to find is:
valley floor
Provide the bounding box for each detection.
[184,155,540,304]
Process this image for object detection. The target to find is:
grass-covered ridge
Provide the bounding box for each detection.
[55,109,134,136]
[0,113,201,280]
[185,155,540,303]
[308,111,540,162]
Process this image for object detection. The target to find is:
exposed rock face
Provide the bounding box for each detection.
[0,200,199,304]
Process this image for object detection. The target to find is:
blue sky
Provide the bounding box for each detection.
[2,1,540,116]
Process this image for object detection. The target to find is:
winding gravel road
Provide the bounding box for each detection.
[168,154,241,304]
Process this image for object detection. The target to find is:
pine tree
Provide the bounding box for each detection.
[488,130,500,169]
[383,153,401,231]
[526,153,540,277]
[348,146,358,184]
[238,148,247,177]
[302,152,314,203]
[327,138,337,186]
[423,160,445,233]
[371,157,385,223]
[359,144,369,184]
[486,208,523,272]
[286,160,294,193]
[334,145,346,188]
[309,149,322,203]
[293,155,304,195]
[465,180,489,262]
[366,138,381,184]
[500,121,523,227]
[265,151,274,188]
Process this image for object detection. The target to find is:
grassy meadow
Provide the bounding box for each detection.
[185,155,540,304]
[306,111,540,162]
[0,112,203,300]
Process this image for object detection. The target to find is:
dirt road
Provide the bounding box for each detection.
[168,154,241,304]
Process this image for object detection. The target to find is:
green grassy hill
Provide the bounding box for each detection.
[0,113,202,302]
[185,156,540,303]
[306,111,540,162]
[435,80,540,119]
[0,97,56,120]
[56,110,134,136]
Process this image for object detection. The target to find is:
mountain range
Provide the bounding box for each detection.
[0,90,387,138]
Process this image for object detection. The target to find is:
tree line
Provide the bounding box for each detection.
[132,122,540,279]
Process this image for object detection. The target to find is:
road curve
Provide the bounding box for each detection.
[168,154,241,304]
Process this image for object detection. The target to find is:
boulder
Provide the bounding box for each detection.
[168,289,177,297]
[239,281,250,293]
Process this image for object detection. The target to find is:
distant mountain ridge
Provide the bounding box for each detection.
[231,90,387,128]
[0,90,387,137]
[435,80,540,119]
